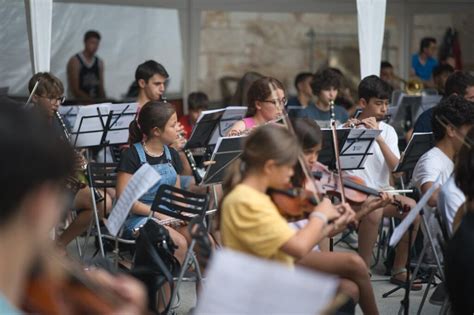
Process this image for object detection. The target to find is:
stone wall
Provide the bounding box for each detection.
[199,11,472,102]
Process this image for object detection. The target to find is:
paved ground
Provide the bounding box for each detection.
[68,234,443,315]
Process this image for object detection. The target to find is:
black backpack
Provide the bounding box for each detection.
[132,219,181,314]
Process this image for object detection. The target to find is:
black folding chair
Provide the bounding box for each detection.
[150,184,210,313]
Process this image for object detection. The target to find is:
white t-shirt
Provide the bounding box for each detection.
[437,175,465,236]
[412,146,453,259]
[345,122,400,190]
[412,147,453,189]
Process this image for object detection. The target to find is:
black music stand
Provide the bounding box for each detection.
[68,103,137,257]
[318,128,380,171]
[186,107,246,150]
[393,132,434,181]
[201,136,245,186]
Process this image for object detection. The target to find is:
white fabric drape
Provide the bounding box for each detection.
[357,0,386,79]
[24,0,52,73]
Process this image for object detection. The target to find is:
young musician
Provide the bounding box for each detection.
[0,102,146,314]
[287,72,314,108]
[117,101,188,262]
[227,77,286,136]
[28,72,112,248]
[344,75,420,289]
[413,70,474,133]
[135,60,169,108]
[412,96,474,242]
[179,91,209,139]
[445,127,474,314]
[221,125,357,304]
[67,30,106,101]
[291,118,390,314]
[297,68,349,128]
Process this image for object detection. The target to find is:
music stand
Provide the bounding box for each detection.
[287,106,305,118]
[389,94,441,135]
[186,107,246,150]
[70,103,111,148]
[393,132,434,181]
[318,128,380,171]
[201,136,245,186]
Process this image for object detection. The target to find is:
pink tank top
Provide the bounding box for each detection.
[242,117,256,130]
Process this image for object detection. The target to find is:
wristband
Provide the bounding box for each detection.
[309,211,328,226]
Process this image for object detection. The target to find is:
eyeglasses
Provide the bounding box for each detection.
[37,95,66,105]
[262,97,288,107]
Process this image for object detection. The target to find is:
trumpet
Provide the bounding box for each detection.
[393,75,424,95]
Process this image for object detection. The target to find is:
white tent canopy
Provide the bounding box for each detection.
[8,0,474,109]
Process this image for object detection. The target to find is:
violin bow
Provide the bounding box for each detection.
[329,100,347,204]
[434,114,473,149]
[25,79,41,107]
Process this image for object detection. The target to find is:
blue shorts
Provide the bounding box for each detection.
[122,214,149,239]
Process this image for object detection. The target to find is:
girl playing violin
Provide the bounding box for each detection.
[290,117,389,314]
[227,77,285,136]
[220,124,368,313]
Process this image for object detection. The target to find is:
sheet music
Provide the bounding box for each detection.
[106,102,138,144]
[195,249,338,315]
[58,105,79,130]
[389,177,440,247]
[209,106,247,144]
[105,164,161,236]
[71,103,111,147]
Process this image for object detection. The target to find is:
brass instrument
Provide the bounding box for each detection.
[394,75,424,95]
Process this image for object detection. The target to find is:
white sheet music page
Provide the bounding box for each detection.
[106,102,138,144]
[389,176,440,247]
[105,164,161,236]
[195,249,338,315]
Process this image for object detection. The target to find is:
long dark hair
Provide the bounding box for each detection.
[291,118,322,187]
[129,101,176,144]
[246,77,285,117]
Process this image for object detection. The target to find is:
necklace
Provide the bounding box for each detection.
[142,141,164,157]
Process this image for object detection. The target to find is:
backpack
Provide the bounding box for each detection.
[132,219,181,314]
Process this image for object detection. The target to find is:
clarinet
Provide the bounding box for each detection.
[161,97,203,184]
[55,111,103,200]
[180,133,203,184]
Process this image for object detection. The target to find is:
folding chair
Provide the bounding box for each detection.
[149,184,210,313]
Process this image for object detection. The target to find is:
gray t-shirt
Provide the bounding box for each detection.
[296,103,349,128]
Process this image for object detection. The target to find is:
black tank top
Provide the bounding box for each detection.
[76,53,100,98]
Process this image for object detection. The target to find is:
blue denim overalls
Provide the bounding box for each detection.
[122,142,177,238]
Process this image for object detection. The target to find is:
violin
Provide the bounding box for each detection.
[311,162,381,205]
[267,187,320,220]
[23,252,127,315]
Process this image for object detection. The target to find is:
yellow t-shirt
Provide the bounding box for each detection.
[221,184,296,266]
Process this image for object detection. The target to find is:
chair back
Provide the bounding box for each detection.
[151,184,209,223]
[87,162,119,190]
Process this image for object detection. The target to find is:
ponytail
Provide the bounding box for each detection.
[129,120,143,144]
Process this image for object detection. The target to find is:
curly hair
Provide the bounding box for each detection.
[432,95,474,142]
[311,68,341,95]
